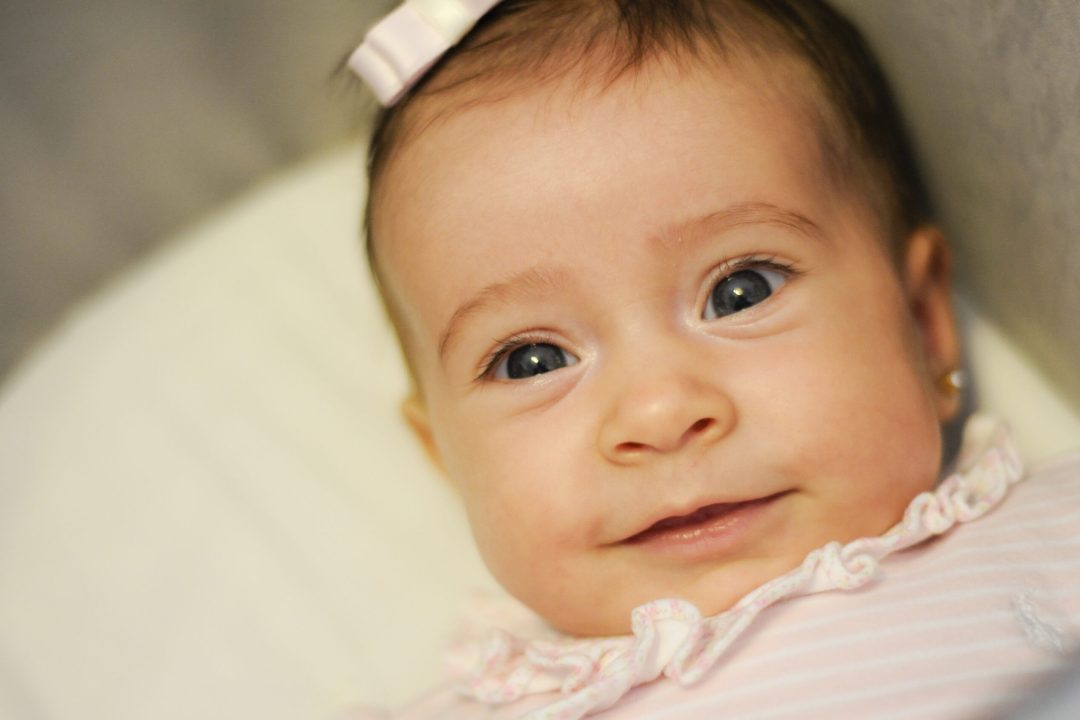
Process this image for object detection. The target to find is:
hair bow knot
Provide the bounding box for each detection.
[350,0,502,106]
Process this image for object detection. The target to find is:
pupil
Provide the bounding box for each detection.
[506,343,567,379]
[711,269,772,316]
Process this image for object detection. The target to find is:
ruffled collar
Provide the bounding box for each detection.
[451,415,1024,720]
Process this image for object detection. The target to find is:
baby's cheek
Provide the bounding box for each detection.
[463,480,546,554]
[467,511,568,619]
[463,501,528,590]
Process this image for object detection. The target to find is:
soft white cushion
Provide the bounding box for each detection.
[0,144,1077,719]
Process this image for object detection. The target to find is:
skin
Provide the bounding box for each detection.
[372,56,960,636]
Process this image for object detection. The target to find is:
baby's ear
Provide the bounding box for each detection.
[401,392,447,474]
[902,226,961,421]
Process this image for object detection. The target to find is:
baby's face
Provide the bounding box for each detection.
[374,57,957,636]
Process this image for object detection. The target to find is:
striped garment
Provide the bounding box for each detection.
[384,431,1080,719]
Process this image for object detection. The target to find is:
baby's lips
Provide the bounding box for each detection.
[621,492,788,544]
[631,502,742,538]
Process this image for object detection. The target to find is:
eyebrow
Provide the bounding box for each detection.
[653,201,825,250]
[437,202,824,362]
[438,265,571,362]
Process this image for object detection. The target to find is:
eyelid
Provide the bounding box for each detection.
[710,254,797,279]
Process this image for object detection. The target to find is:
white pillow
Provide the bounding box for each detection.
[0,144,1077,719]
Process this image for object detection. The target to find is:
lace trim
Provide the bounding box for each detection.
[456,415,1024,720]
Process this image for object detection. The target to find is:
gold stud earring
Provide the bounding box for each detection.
[937,368,966,396]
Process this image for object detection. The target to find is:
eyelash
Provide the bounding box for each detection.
[473,255,802,383]
[706,254,801,291]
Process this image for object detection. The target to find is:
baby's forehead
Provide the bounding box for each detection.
[389,58,840,217]
[375,48,856,257]
[379,63,866,279]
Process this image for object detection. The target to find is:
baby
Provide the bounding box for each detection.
[349,1,1080,718]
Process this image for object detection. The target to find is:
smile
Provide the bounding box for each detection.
[622,492,788,559]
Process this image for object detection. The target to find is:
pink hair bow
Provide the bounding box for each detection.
[350,0,504,105]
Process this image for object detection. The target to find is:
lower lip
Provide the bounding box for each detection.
[623,494,785,560]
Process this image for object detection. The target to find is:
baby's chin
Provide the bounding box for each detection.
[534,513,917,637]
[534,555,806,638]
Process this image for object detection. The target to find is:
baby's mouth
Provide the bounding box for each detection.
[622,493,787,547]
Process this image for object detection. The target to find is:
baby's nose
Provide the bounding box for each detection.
[597,364,736,465]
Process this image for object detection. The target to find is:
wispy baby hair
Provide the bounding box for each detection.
[363,0,932,293]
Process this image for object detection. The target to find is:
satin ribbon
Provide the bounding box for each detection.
[349,0,503,105]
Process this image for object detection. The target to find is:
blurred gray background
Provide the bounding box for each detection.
[0,0,389,381]
[1,0,1079,411]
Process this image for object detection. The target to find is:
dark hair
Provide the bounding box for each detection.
[363,0,931,311]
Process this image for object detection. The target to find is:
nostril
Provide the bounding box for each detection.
[689,418,713,434]
[616,441,647,454]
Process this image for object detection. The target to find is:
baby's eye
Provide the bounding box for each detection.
[704,267,788,320]
[493,342,578,380]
